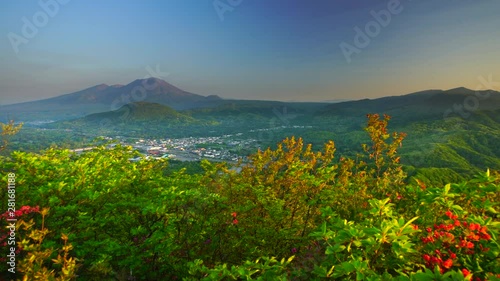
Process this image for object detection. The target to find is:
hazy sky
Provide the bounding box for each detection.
[1,0,499,105]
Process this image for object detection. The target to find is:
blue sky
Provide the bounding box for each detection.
[1,0,499,104]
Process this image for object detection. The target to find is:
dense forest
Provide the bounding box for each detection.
[1,115,499,280]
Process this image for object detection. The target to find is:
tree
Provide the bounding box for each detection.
[0,120,23,151]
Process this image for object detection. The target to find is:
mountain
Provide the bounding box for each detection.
[0,78,222,122]
[318,87,500,126]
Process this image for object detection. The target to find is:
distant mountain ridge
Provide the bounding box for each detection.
[319,87,500,123]
[0,78,222,122]
[2,79,500,125]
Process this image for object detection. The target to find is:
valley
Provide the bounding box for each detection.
[3,79,500,185]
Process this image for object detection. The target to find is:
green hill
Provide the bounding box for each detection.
[46,102,214,138]
[83,101,194,123]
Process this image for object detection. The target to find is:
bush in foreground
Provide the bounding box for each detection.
[1,114,498,280]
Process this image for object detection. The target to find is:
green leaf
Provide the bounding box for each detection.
[443,183,451,193]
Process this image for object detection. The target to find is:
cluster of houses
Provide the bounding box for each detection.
[69,134,254,162]
[129,135,251,162]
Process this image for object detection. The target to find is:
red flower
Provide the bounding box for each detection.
[467,233,480,241]
[458,240,464,248]
[481,233,491,241]
[479,226,488,234]
[454,220,461,227]
[469,223,480,231]
[443,232,455,242]
[423,254,431,262]
[445,210,453,219]
[232,219,238,225]
[462,268,470,277]
[442,259,453,269]
[231,212,237,218]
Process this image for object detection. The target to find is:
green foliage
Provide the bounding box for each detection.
[16,208,79,281]
[0,120,23,151]
[198,136,338,261]
[0,207,78,280]
[186,256,294,280]
[1,114,499,280]
[307,199,420,279]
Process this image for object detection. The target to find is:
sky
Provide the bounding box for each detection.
[1,0,499,105]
